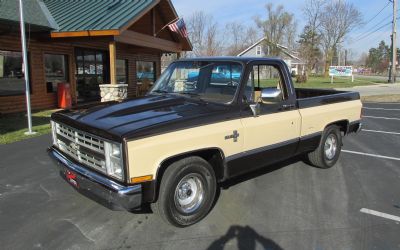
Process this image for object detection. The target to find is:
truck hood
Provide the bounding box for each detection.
[51,94,235,141]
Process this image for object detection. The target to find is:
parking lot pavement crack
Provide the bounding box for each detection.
[39,184,53,200]
[58,218,96,243]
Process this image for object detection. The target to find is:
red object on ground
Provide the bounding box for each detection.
[57,82,72,109]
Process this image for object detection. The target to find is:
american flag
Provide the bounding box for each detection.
[168,18,188,38]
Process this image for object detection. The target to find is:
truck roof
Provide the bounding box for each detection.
[176,56,285,64]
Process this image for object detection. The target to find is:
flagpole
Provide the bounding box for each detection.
[155,17,179,37]
[18,0,36,135]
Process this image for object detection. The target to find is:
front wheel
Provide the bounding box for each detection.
[307,125,342,168]
[151,156,217,227]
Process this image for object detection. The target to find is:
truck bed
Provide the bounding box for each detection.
[295,88,360,109]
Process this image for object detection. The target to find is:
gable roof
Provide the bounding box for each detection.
[0,0,58,31]
[43,0,157,32]
[237,37,301,61]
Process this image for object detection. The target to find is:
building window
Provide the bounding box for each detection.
[44,54,68,93]
[75,48,108,103]
[136,61,155,85]
[116,59,128,84]
[0,50,27,96]
[256,46,262,56]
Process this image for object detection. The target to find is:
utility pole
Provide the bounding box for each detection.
[18,0,35,135]
[391,0,397,83]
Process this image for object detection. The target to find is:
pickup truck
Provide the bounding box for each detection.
[48,57,362,227]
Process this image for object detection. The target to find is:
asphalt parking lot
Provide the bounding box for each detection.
[1,102,399,250]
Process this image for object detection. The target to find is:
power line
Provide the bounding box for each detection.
[354,16,391,41]
[351,21,392,43]
[362,1,391,27]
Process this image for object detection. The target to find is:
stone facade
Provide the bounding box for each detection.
[99,84,128,102]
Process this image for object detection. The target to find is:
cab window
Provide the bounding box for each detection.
[244,64,287,104]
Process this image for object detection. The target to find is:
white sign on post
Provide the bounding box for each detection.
[329,66,354,83]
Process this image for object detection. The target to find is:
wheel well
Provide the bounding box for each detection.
[326,120,349,135]
[157,148,225,182]
[150,148,225,202]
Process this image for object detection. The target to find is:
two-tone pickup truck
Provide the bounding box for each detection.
[48,57,362,227]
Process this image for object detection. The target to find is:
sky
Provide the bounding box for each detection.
[171,0,396,60]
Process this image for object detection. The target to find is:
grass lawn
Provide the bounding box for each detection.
[0,109,57,144]
[293,76,384,89]
[258,76,385,89]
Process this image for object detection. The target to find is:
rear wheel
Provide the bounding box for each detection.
[307,125,342,168]
[151,156,217,227]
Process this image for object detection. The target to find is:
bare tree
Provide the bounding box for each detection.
[299,0,327,75]
[319,1,362,76]
[186,11,222,56]
[255,3,296,56]
[224,22,260,55]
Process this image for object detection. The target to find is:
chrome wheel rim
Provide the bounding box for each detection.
[174,174,204,214]
[324,134,337,160]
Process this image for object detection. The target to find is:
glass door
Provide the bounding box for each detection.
[75,48,109,103]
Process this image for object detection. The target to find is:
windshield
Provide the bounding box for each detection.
[150,61,243,104]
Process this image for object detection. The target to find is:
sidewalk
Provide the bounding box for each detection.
[336,83,400,96]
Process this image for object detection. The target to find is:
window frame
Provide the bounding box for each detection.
[256,45,262,56]
[116,59,128,84]
[151,60,246,105]
[239,60,296,110]
[44,53,69,93]
[0,49,32,97]
[136,61,156,84]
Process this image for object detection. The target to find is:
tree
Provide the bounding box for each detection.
[300,0,327,75]
[366,41,390,73]
[224,22,260,56]
[254,3,296,56]
[298,25,322,74]
[186,11,222,56]
[319,0,362,76]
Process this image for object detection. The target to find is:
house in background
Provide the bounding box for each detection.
[0,0,191,114]
[237,37,305,76]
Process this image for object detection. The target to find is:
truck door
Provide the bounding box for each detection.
[227,62,301,177]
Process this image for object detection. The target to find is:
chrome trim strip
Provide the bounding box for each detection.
[49,147,140,195]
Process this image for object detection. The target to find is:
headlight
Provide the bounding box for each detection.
[104,142,124,180]
[51,121,58,146]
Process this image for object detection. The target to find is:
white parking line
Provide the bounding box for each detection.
[363,102,400,105]
[363,116,400,121]
[360,208,400,223]
[342,150,400,161]
[363,107,400,111]
[362,129,400,135]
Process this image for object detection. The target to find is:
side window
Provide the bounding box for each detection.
[244,64,287,104]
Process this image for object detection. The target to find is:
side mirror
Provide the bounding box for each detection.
[249,103,260,117]
[261,88,282,103]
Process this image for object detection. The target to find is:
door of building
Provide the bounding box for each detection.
[75,48,109,103]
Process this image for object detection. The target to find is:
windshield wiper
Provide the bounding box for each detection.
[152,89,169,94]
[176,91,200,97]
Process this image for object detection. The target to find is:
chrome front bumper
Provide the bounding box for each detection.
[48,147,142,210]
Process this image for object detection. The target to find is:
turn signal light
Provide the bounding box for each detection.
[131,175,153,183]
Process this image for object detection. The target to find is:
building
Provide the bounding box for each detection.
[237,37,305,76]
[0,0,191,114]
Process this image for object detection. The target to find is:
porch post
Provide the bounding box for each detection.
[109,41,117,85]
[99,41,128,102]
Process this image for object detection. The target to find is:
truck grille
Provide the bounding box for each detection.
[54,122,107,174]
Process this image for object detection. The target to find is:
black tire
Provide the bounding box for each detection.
[307,125,342,169]
[151,156,217,227]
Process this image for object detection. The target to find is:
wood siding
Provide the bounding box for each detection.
[0,33,161,114]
